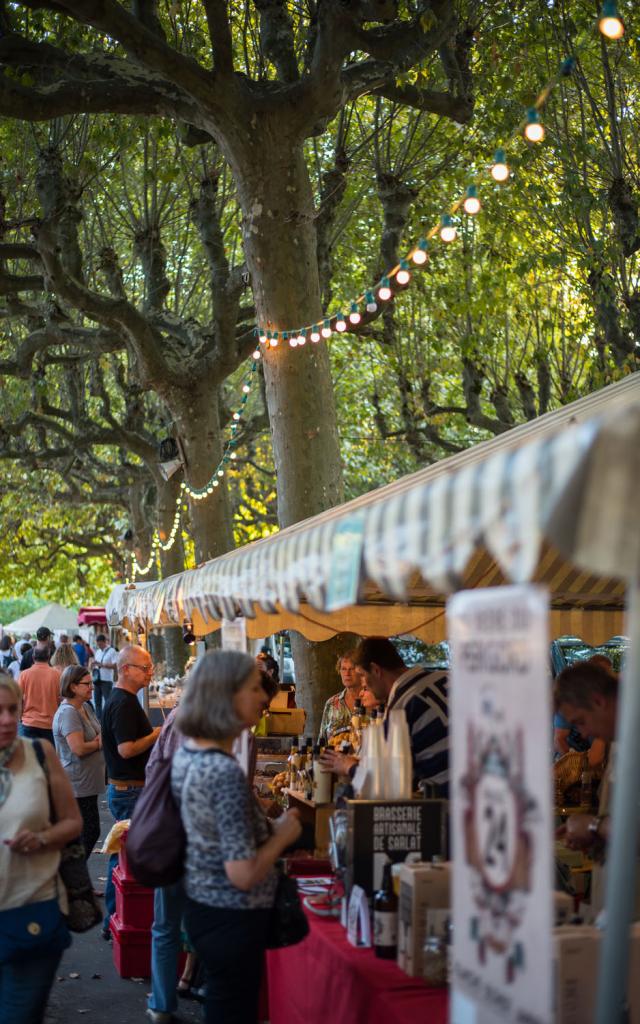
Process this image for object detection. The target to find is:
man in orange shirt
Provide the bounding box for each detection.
[19,646,62,743]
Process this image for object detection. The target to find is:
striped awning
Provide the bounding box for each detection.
[108,375,640,644]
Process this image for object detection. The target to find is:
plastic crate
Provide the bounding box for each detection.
[113,867,154,930]
[117,830,137,882]
[110,913,151,978]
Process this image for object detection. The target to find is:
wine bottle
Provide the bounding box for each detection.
[373,860,398,959]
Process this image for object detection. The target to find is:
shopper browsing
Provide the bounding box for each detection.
[317,650,360,742]
[91,634,118,721]
[100,645,160,939]
[172,650,302,1024]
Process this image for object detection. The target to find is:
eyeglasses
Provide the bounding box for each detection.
[123,663,153,674]
[77,679,92,687]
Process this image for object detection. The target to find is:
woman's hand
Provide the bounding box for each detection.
[5,829,47,855]
[319,749,357,776]
[275,809,303,846]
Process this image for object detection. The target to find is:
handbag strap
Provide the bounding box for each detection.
[33,738,57,825]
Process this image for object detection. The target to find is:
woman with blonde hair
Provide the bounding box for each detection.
[0,671,82,1023]
[51,643,79,672]
[172,650,302,1024]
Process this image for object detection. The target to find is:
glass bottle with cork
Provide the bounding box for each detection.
[373,859,398,959]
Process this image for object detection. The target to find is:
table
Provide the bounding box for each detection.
[267,907,448,1024]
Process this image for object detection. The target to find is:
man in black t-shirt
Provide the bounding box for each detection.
[101,644,161,938]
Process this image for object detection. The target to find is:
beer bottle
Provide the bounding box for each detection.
[373,860,398,959]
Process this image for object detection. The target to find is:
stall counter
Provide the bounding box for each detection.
[267,905,447,1024]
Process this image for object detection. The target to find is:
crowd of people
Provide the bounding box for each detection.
[0,626,628,1024]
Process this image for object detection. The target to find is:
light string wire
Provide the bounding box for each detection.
[127,4,624,581]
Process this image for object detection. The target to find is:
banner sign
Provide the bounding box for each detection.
[326,512,365,611]
[221,616,247,652]
[448,586,552,1024]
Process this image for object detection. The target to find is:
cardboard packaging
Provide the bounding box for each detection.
[396,861,452,978]
[266,708,306,735]
[553,923,640,1023]
[345,799,449,898]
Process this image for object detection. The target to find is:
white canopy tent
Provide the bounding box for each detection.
[108,374,640,646]
[4,602,79,635]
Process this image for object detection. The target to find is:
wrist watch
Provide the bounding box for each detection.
[588,815,607,838]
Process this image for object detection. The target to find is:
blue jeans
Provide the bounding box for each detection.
[149,882,186,1014]
[0,948,63,1024]
[19,724,54,745]
[93,680,113,721]
[104,784,143,931]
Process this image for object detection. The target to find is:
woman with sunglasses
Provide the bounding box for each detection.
[52,665,105,860]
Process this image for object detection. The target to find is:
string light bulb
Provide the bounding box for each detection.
[289,335,298,347]
[599,1,624,38]
[321,319,332,339]
[310,326,321,342]
[242,383,250,393]
[252,349,260,359]
[377,277,392,302]
[524,108,545,143]
[365,291,377,313]
[396,260,411,286]
[439,214,457,243]
[335,312,347,332]
[412,239,428,265]
[463,185,481,216]
[270,333,278,347]
[298,332,306,346]
[259,330,267,344]
[349,302,361,325]
[490,148,510,183]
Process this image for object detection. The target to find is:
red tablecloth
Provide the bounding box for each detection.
[267,909,448,1024]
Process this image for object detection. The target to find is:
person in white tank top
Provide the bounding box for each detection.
[0,672,82,1024]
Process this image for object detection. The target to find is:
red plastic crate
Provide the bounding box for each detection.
[110,913,151,978]
[114,869,154,930]
[117,830,137,882]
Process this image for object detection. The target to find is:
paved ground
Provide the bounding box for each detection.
[45,799,202,1024]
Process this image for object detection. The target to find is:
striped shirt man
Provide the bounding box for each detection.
[384,666,449,794]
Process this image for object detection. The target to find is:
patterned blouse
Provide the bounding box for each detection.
[172,745,277,909]
[318,689,353,742]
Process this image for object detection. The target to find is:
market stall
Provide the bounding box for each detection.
[107,371,640,1022]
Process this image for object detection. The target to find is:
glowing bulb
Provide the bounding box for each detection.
[213,479,219,487]
[289,335,298,347]
[297,333,306,346]
[233,412,241,421]
[439,214,457,243]
[230,452,237,460]
[463,185,481,216]
[599,1,624,38]
[242,383,250,393]
[377,277,392,302]
[180,481,187,490]
[396,260,411,286]
[217,469,224,477]
[259,331,267,344]
[365,291,377,314]
[524,108,545,143]
[349,303,361,325]
[491,148,510,183]
[335,313,347,332]
[321,319,332,339]
[412,239,428,265]
[270,333,278,348]
[310,328,321,342]
[206,487,213,495]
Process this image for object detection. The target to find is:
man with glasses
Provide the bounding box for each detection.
[100,645,161,939]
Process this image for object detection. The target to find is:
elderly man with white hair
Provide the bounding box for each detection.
[100,644,161,939]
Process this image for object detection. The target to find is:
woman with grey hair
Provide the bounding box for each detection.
[52,666,105,860]
[171,650,302,1024]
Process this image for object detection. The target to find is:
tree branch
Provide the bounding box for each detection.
[203,0,234,74]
